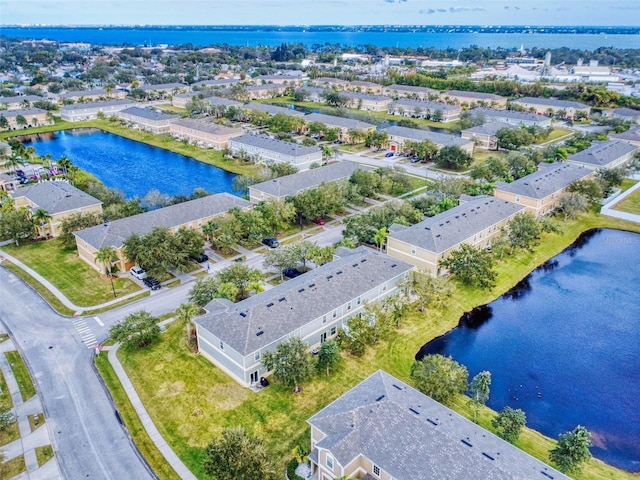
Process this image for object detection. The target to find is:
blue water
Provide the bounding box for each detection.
[23,129,236,199]
[417,228,640,472]
[2,27,639,50]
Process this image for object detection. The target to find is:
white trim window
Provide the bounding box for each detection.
[326,455,334,470]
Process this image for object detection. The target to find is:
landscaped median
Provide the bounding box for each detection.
[97,213,640,479]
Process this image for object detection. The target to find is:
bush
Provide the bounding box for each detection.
[286,458,304,480]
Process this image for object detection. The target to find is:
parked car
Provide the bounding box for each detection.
[283,267,302,279]
[311,218,326,226]
[143,277,161,290]
[262,237,279,248]
[129,266,147,280]
[410,157,421,163]
[384,152,394,158]
[191,253,209,263]
[15,169,25,178]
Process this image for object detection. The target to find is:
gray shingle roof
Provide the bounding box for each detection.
[0,95,44,105]
[385,84,438,95]
[11,181,102,215]
[468,107,549,124]
[495,163,592,199]
[172,118,243,136]
[1,108,48,118]
[612,107,640,121]
[513,97,589,109]
[193,79,242,88]
[230,134,320,157]
[73,193,249,250]
[462,121,513,136]
[60,99,136,111]
[567,140,637,167]
[120,107,179,121]
[343,92,391,102]
[195,248,413,355]
[59,89,108,99]
[304,113,375,130]
[250,161,363,198]
[204,96,242,107]
[383,126,472,149]
[444,90,506,101]
[389,196,525,253]
[308,370,570,480]
[246,103,304,117]
[139,83,186,91]
[609,125,640,143]
[390,99,459,112]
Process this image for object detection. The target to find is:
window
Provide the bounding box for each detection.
[357,297,361,305]
[331,326,336,336]
[219,341,224,351]
[347,302,351,311]
[332,310,337,319]
[322,315,327,324]
[411,246,416,255]
[515,195,521,203]
[254,351,260,361]
[373,464,380,476]
[326,455,334,470]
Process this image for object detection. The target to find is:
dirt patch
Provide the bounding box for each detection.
[207,383,249,409]
[157,380,185,397]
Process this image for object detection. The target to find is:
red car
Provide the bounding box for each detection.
[312,218,326,225]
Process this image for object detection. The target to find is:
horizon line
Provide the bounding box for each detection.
[2,24,639,28]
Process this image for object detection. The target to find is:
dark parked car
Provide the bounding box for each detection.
[311,217,326,225]
[143,277,161,290]
[262,237,279,248]
[384,152,394,158]
[15,169,26,178]
[283,267,302,279]
[191,253,209,263]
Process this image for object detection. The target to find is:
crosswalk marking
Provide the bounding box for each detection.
[94,316,104,327]
[72,318,97,348]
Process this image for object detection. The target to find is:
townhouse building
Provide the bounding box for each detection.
[566,140,638,170]
[388,99,461,123]
[382,126,474,155]
[441,90,508,109]
[169,118,244,149]
[59,99,137,122]
[118,107,179,134]
[509,97,591,119]
[228,134,322,170]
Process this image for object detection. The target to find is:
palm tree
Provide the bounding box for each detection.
[31,208,51,238]
[373,226,388,252]
[95,246,118,298]
[176,302,201,345]
[57,156,71,175]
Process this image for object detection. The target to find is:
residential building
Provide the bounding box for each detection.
[467,107,552,128]
[308,370,570,480]
[494,163,594,216]
[58,88,126,103]
[610,107,640,124]
[0,141,11,157]
[382,84,439,101]
[346,81,383,94]
[245,103,305,118]
[192,78,243,89]
[11,180,103,238]
[388,99,461,123]
[248,161,363,203]
[510,97,591,119]
[441,90,508,109]
[169,119,244,149]
[194,247,414,387]
[229,134,322,170]
[301,87,326,103]
[171,92,198,108]
[461,122,513,150]
[314,77,349,90]
[118,107,179,134]
[205,96,243,109]
[342,92,392,112]
[303,113,376,143]
[74,193,250,273]
[1,108,52,129]
[566,140,638,170]
[382,126,474,155]
[0,95,45,110]
[138,83,189,97]
[387,195,525,276]
[245,84,288,100]
[252,75,301,86]
[59,99,137,122]
[0,173,19,192]
[609,125,640,147]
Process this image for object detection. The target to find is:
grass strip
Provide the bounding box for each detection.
[0,369,19,447]
[95,353,182,480]
[0,455,26,479]
[4,351,36,402]
[35,445,54,467]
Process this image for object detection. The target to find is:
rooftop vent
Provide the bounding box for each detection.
[392,384,403,391]
[298,288,305,293]
[391,264,397,268]
[336,271,343,275]
[266,302,274,308]
[427,418,438,426]
[327,275,333,279]
[352,263,358,267]
[256,330,264,336]
[376,395,385,401]
[360,258,367,263]
[461,439,473,447]
[409,407,420,415]
[540,472,554,479]
[309,283,316,288]
[482,453,495,461]
[240,312,246,317]
[278,297,286,302]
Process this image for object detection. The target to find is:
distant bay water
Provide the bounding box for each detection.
[2,26,639,50]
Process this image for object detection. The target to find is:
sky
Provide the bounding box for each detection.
[2,0,638,26]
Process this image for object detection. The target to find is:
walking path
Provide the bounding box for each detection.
[600,180,640,224]
[0,337,62,480]
[105,344,197,480]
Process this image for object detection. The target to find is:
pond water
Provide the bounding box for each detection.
[23,129,237,199]
[416,229,640,472]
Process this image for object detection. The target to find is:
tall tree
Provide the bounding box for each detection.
[176,302,200,345]
[95,246,118,298]
[441,244,496,290]
[316,340,340,376]
[263,247,298,281]
[0,207,35,246]
[549,425,593,474]
[506,212,542,253]
[468,371,491,423]
[434,146,473,170]
[110,310,160,350]
[410,354,469,406]
[492,406,526,444]
[203,427,278,480]
[262,337,313,393]
[406,271,452,312]
[31,208,51,238]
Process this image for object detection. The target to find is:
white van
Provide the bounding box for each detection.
[129,266,147,280]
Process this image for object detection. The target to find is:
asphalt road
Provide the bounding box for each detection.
[0,267,154,480]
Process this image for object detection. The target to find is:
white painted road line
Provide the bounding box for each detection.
[72,318,98,348]
[94,316,104,327]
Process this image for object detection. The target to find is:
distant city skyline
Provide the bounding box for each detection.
[2,0,638,27]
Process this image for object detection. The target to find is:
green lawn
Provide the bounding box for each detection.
[539,127,574,144]
[0,455,26,479]
[619,178,638,193]
[2,239,141,307]
[35,445,53,467]
[108,213,640,480]
[613,189,640,215]
[28,413,44,432]
[4,351,36,402]
[0,369,19,447]
[472,149,510,163]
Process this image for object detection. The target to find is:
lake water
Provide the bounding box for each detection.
[416,228,640,472]
[23,129,237,199]
[3,27,639,50]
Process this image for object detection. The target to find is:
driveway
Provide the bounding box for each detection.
[0,268,154,480]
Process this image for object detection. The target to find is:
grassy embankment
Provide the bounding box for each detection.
[102,213,640,480]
